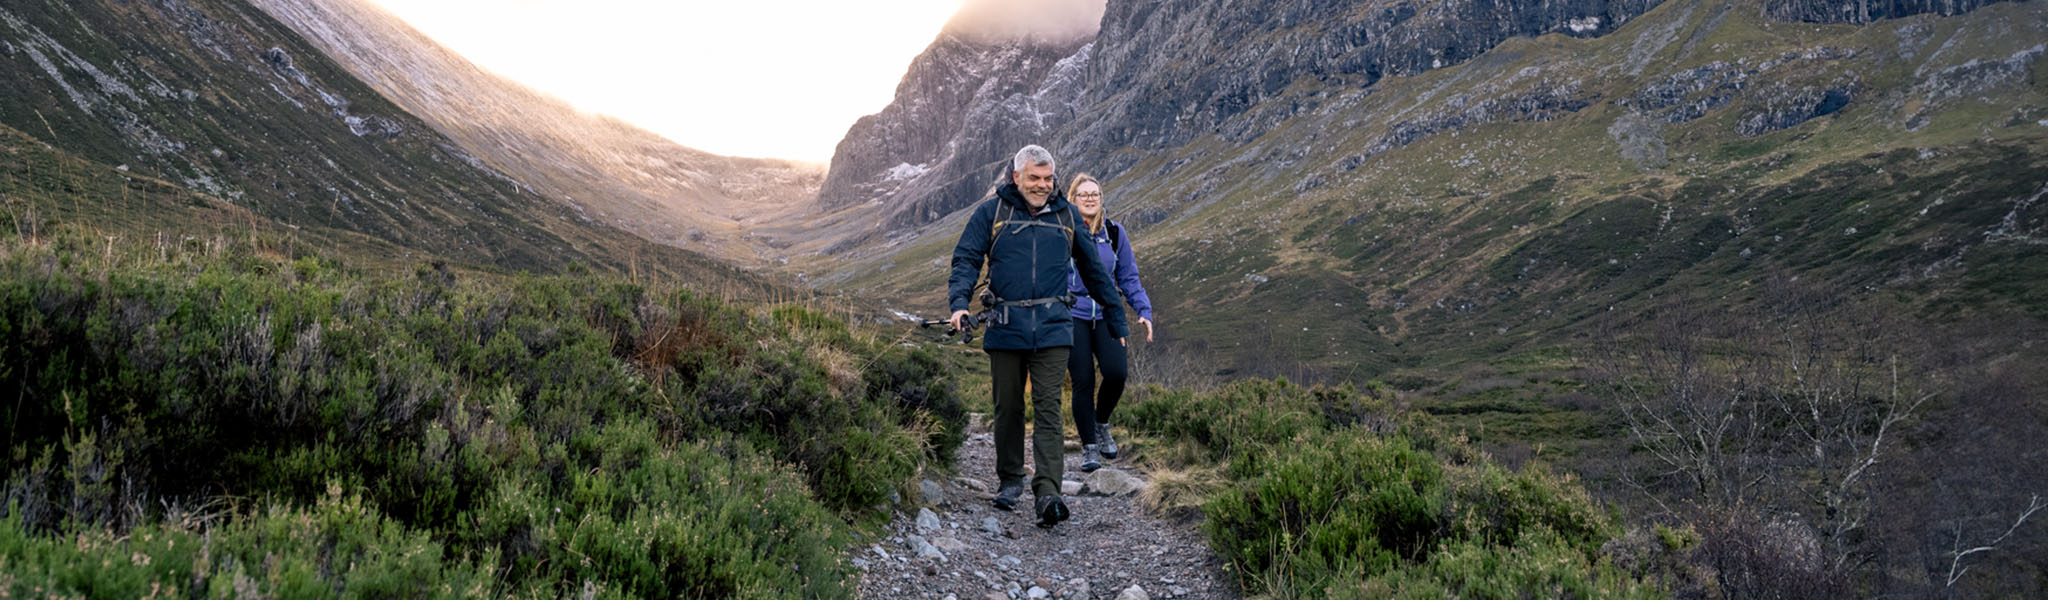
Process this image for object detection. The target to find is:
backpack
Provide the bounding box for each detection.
[973,193,1077,309]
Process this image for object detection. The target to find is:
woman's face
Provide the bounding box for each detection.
[1073,181,1103,219]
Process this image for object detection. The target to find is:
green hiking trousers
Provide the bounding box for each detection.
[988,347,1070,498]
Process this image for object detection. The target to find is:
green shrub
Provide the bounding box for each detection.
[1360,528,1659,599]
[1122,378,1339,462]
[0,485,493,598]
[1206,433,1449,586]
[0,225,963,596]
[1126,379,1654,598]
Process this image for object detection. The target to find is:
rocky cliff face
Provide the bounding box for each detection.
[1059,0,1669,177]
[1764,0,2009,23]
[817,0,2029,242]
[816,0,1670,236]
[814,23,1093,234]
[247,0,824,265]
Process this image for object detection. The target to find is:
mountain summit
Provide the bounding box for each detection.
[810,0,1103,242]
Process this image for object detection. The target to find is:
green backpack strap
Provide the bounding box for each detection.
[976,199,1078,308]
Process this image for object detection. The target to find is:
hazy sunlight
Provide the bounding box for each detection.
[368,0,967,163]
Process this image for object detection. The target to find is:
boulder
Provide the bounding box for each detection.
[1083,468,1147,497]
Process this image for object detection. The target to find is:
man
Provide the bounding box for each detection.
[949,144,1129,528]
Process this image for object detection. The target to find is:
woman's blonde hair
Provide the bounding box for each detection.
[1066,173,1106,234]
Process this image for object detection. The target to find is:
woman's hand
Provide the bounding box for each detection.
[1138,317,1154,342]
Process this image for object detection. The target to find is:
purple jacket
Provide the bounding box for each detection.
[1068,219,1153,322]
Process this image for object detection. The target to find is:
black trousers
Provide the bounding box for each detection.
[1069,317,1128,445]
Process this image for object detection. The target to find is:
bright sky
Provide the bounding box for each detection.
[367,0,966,163]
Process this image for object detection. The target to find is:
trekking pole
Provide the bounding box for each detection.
[919,307,997,345]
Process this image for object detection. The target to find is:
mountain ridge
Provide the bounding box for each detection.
[0,0,780,291]
[802,0,2048,378]
[247,0,825,265]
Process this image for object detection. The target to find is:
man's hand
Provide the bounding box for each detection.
[1138,317,1155,343]
[949,310,972,331]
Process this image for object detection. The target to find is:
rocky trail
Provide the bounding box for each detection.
[854,418,1238,600]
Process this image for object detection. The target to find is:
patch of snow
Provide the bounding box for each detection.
[268,83,305,109]
[1569,17,1602,34]
[885,162,930,181]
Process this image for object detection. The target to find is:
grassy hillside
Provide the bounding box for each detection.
[0,0,780,289]
[0,210,1710,597]
[806,0,2048,381]
[248,0,826,267]
[0,119,784,297]
[0,213,968,597]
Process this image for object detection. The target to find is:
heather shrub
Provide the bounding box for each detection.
[1120,378,1348,461]
[1125,378,1653,598]
[0,224,962,596]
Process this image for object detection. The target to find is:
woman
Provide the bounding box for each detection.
[1064,174,1153,472]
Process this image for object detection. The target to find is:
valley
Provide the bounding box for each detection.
[1,0,2043,597]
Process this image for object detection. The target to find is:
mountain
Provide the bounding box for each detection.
[0,0,771,289]
[812,0,1101,237]
[245,0,824,266]
[807,0,2048,378]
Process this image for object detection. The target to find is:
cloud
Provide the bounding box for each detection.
[943,0,1106,44]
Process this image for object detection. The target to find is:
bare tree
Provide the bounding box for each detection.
[1592,279,1952,589]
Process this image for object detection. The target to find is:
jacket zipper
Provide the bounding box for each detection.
[1030,210,1039,348]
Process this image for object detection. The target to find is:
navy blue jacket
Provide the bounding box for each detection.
[949,182,1129,351]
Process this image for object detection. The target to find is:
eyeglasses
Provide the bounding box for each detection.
[1074,192,1102,198]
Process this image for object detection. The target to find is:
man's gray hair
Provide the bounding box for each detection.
[1012,145,1055,173]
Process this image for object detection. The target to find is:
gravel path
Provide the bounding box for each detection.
[853,419,1238,600]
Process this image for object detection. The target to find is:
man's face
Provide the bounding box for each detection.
[1013,163,1056,207]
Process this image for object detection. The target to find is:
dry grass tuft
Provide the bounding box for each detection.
[1138,463,1227,522]
[806,343,862,398]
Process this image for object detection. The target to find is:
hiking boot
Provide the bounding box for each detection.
[1034,494,1070,528]
[1096,423,1120,459]
[1080,444,1103,472]
[992,479,1024,511]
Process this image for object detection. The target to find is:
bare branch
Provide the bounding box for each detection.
[1947,494,2046,588]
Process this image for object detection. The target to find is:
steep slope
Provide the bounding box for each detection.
[0,0,772,289]
[246,0,824,265]
[792,0,1101,258]
[811,0,1667,246]
[806,0,2048,378]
